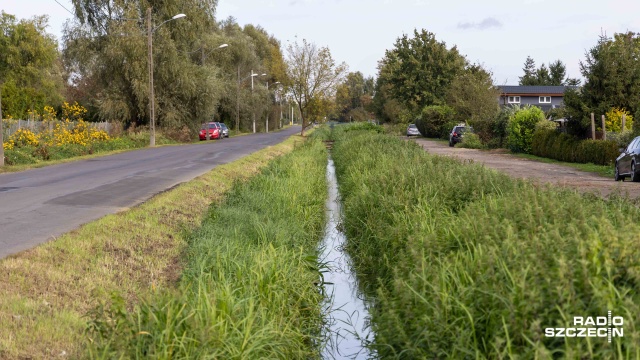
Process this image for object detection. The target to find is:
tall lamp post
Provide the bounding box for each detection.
[200,43,229,140]
[250,70,266,133]
[147,9,186,147]
[265,81,280,133]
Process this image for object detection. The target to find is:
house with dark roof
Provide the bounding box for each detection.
[497,86,577,112]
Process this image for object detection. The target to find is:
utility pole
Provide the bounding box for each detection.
[147,7,156,147]
[251,69,256,133]
[279,94,283,129]
[236,65,240,133]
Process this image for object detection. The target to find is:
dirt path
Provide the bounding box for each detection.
[414,138,640,199]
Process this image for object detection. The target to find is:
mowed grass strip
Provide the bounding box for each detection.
[86,137,328,358]
[329,124,640,359]
[0,135,302,359]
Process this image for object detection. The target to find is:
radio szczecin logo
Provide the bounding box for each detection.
[545,311,623,342]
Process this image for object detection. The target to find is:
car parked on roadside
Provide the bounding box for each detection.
[406,124,420,137]
[199,122,222,140]
[449,125,468,147]
[615,136,640,181]
[220,123,229,138]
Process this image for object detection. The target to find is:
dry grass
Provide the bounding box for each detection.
[0,135,301,359]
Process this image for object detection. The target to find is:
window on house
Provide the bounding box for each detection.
[539,96,551,103]
[508,96,520,103]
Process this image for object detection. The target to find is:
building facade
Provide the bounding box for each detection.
[497,86,576,112]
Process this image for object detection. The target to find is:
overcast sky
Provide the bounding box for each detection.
[3,0,640,85]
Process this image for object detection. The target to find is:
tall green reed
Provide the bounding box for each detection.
[86,138,328,359]
[330,124,640,359]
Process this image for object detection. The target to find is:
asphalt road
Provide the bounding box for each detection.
[0,126,301,259]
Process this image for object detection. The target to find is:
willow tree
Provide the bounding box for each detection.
[286,39,347,136]
[64,0,224,129]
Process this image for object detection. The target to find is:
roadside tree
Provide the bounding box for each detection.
[285,39,347,136]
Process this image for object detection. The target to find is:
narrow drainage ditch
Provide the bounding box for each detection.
[320,155,372,359]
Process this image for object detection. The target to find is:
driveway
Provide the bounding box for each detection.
[0,127,300,259]
[414,138,640,199]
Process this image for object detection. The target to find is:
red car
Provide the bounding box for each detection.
[199,122,223,140]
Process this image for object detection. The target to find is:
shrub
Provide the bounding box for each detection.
[414,105,455,138]
[3,147,37,165]
[489,106,515,148]
[163,125,195,142]
[506,105,545,153]
[605,107,633,132]
[456,132,484,149]
[608,130,634,148]
[532,129,619,165]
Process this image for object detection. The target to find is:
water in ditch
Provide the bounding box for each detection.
[320,157,372,359]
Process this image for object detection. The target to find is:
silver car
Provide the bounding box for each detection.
[220,123,229,138]
[407,124,420,137]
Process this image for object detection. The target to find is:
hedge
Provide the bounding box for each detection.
[531,129,619,165]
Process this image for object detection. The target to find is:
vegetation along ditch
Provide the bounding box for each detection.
[329,123,640,358]
[86,137,329,358]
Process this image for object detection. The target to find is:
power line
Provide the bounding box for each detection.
[53,0,75,16]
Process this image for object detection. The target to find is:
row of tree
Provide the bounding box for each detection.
[364,27,640,146]
[1,2,348,136]
[518,56,580,86]
[363,29,498,139]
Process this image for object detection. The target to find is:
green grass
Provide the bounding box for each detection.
[0,135,303,359]
[327,124,640,359]
[85,136,328,358]
[513,152,615,178]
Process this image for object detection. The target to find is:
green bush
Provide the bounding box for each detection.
[3,147,38,165]
[456,132,484,149]
[414,105,455,138]
[506,105,545,153]
[532,129,619,165]
[330,126,640,358]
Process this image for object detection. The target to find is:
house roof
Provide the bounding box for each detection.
[498,85,577,95]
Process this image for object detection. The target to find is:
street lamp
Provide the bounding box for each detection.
[250,71,266,133]
[199,43,229,140]
[265,81,280,133]
[147,9,186,147]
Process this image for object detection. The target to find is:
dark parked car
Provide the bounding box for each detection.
[615,136,640,181]
[406,124,420,137]
[449,125,467,147]
[220,123,229,138]
[199,122,222,140]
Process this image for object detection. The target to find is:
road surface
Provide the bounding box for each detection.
[0,126,300,258]
[414,138,640,199]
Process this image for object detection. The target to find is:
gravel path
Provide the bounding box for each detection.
[414,138,640,199]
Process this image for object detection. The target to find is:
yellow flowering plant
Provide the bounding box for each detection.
[9,128,40,147]
[605,107,634,133]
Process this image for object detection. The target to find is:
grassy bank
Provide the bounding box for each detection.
[0,135,302,359]
[86,138,328,358]
[329,124,640,358]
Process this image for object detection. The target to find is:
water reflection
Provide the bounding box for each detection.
[321,158,372,360]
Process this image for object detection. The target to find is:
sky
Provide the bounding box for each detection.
[3,0,640,85]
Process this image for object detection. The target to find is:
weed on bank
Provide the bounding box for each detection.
[87,138,328,358]
[330,124,640,358]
